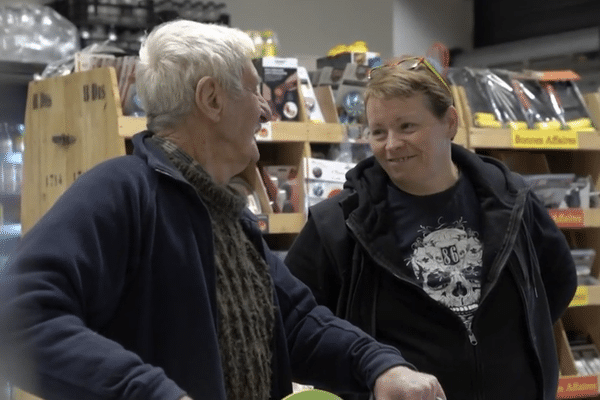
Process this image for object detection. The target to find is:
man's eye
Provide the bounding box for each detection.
[400,123,416,131]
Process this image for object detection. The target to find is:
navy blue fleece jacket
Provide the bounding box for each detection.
[0,132,409,400]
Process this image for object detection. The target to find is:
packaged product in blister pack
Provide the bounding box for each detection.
[447,67,595,131]
[448,68,525,129]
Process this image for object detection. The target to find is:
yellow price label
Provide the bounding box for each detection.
[569,286,589,307]
[511,129,579,149]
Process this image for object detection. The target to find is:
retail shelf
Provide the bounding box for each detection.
[117,118,346,143]
[118,116,147,138]
[569,285,600,307]
[256,121,344,143]
[0,61,45,84]
[468,128,600,150]
[557,374,600,398]
[549,209,600,228]
[256,212,305,234]
[257,121,312,142]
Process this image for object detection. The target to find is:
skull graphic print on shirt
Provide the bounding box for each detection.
[408,219,483,330]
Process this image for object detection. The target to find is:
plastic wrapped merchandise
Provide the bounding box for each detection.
[0,4,79,64]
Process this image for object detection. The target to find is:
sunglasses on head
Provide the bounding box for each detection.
[368,56,451,93]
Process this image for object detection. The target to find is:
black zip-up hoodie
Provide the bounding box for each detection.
[287,143,577,400]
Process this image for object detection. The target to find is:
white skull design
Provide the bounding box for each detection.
[410,227,482,314]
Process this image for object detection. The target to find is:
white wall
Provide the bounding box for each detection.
[2,0,474,65]
[226,0,395,62]
[393,0,473,58]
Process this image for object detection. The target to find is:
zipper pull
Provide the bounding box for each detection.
[467,328,478,346]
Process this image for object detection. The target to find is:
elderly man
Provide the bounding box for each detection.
[0,20,445,400]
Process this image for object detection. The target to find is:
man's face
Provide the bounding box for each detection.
[366,93,455,195]
[219,59,271,170]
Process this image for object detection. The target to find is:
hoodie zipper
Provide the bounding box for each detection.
[346,217,474,343]
[349,216,485,400]
[347,189,529,400]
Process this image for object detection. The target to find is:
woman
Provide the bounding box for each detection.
[286,56,577,400]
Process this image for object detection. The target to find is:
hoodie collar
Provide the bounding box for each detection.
[342,143,525,238]
[344,143,523,208]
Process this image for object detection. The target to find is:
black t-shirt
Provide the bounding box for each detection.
[385,172,483,330]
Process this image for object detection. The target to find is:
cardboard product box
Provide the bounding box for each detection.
[316,66,345,93]
[297,66,325,123]
[335,63,370,123]
[263,165,301,213]
[253,57,300,121]
[317,52,381,69]
[303,158,355,208]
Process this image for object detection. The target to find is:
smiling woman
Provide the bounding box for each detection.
[286,53,578,400]
[365,93,458,196]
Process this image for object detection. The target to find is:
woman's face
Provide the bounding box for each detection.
[366,92,458,195]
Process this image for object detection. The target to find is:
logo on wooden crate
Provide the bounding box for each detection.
[83,83,106,102]
[32,92,52,109]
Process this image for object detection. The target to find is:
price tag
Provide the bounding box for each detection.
[569,286,590,307]
[549,209,585,228]
[255,122,272,141]
[256,214,269,233]
[512,129,579,149]
[557,375,598,398]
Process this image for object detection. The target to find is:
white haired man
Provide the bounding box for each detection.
[0,20,445,400]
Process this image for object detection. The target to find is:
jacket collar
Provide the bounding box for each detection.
[132,131,259,226]
[131,131,189,184]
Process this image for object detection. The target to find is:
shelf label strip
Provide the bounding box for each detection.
[549,209,585,228]
[569,286,589,307]
[512,129,579,149]
[557,375,598,398]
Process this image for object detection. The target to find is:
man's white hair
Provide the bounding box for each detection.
[136,20,255,132]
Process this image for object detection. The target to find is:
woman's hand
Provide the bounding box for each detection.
[373,365,446,400]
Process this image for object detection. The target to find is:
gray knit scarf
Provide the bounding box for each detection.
[150,135,275,400]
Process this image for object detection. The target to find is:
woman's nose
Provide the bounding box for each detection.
[386,132,405,150]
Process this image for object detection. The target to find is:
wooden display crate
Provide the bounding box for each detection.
[22,67,356,237]
[23,67,126,234]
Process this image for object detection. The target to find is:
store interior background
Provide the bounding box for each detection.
[0,0,599,225]
[2,0,600,247]
[3,0,599,89]
[2,0,600,396]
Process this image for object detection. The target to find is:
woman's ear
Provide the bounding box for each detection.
[195,76,224,122]
[445,106,459,140]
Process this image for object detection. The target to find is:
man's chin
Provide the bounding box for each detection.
[250,143,260,164]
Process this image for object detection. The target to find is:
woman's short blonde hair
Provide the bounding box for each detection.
[365,57,453,119]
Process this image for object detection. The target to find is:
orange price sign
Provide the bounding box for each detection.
[557,375,599,398]
[549,209,585,228]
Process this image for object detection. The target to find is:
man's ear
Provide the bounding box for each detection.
[445,105,459,140]
[195,76,224,122]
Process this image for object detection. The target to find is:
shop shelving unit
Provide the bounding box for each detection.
[454,85,600,399]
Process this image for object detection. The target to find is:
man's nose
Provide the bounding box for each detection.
[258,95,273,122]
